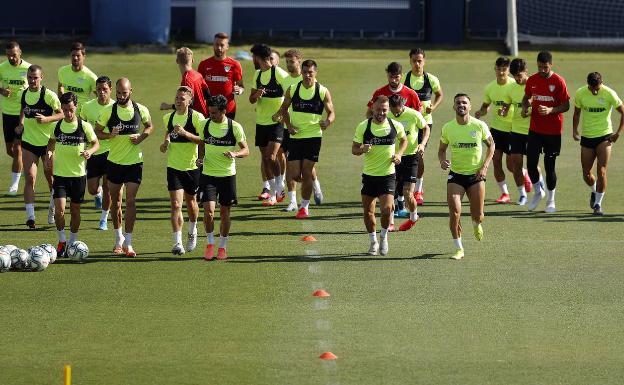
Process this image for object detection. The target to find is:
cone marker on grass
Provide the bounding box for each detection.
[319,351,337,360]
[313,289,330,298]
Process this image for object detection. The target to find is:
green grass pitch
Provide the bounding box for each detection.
[1,46,624,385]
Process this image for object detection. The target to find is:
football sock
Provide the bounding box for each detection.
[206,232,214,245]
[25,203,35,219]
[69,232,78,244]
[369,232,377,243]
[595,192,604,206]
[415,178,423,193]
[100,210,109,222]
[124,232,133,246]
[498,181,509,194]
[58,229,66,242]
[219,236,228,249]
[188,220,197,235]
[547,188,556,202]
[313,178,321,193]
[173,230,182,244]
[380,228,388,238]
[288,190,296,203]
[10,172,21,189]
[591,182,597,193]
[409,211,418,221]
[453,238,463,250]
[301,199,310,210]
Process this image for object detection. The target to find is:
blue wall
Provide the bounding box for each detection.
[0,0,90,33]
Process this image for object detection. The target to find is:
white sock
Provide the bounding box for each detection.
[397,195,404,202]
[207,232,214,245]
[288,190,296,203]
[276,177,284,194]
[263,180,270,190]
[369,232,377,243]
[58,229,66,242]
[415,178,423,193]
[547,189,556,202]
[533,182,542,194]
[69,232,78,244]
[518,185,526,197]
[472,220,480,228]
[124,232,132,246]
[301,199,310,210]
[453,238,463,250]
[173,230,182,244]
[219,236,228,249]
[10,172,21,188]
[313,178,321,193]
[591,182,597,193]
[188,220,197,235]
[380,228,388,238]
[96,186,103,196]
[497,181,509,194]
[390,215,395,225]
[268,178,276,197]
[49,194,54,209]
[25,203,35,219]
[100,210,109,222]
[280,174,286,186]
[409,211,418,221]
[595,192,604,206]
[114,228,123,244]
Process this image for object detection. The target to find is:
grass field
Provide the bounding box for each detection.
[2,46,624,385]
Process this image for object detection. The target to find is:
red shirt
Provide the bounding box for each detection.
[367,84,422,111]
[181,69,210,117]
[525,72,570,135]
[197,56,243,114]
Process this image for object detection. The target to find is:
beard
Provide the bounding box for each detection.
[117,96,130,105]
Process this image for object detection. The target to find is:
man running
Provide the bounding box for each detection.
[352,96,407,256]
[95,78,152,257]
[438,93,495,260]
[474,57,515,204]
[572,72,624,215]
[160,47,210,117]
[15,64,63,228]
[81,76,114,229]
[279,59,335,219]
[0,41,30,195]
[160,86,203,255]
[173,95,249,261]
[404,48,443,206]
[57,42,98,112]
[522,51,570,213]
[44,92,99,256]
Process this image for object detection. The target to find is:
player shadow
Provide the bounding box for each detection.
[231,229,365,237]
[226,252,445,263]
[53,252,197,263]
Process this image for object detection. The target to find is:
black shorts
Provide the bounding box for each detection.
[580,134,611,150]
[106,161,143,185]
[509,132,528,155]
[447,171,484,190]
[21,140,47,158]
[397,154,419,184]
[255,123,283,147]
[281,128,290,152]
[2,113,21,143]
[52,175,87,203]
[490,128,511,155]
[287,137,322,162]
[87,152,109,179]
[527,131,561,157]
[167,167,200,195]
[361,173,396,197]
[199,174,237,206]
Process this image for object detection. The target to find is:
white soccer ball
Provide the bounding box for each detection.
[0,250,11,272]
[10,248,29,270]
[29,246,50,272]
[39,243,57,264]
[2,244,17,255]
[67,241,89,261]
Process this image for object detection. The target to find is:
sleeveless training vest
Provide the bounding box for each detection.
[107,102,141,135]
[255,66,283,98]
[203,118,236,147]
[21,87,53,118]
[363,118,397,146]
[53,118,86,146]
[167,108,196,143]
[291,82,324,115]
[404,72,432,102]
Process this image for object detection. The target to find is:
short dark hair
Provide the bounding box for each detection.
[301,59,317,70]
[409,48,425,58]
[495,56,510,67]
[284,49,303,59]
[28,64,42,73]
[6,41,20,50]
[537,51,552,64]
[96,76,112,88]
[454,93,471,102]
[587,72,602,87]
[60,92,77,106]
[374,95,389,105]
[214,32,229,40]
[71,41,85,54]
[388,94,404,107]
[250,44,271,60]
[208,95,228,111]
[509,58,527,76]
[386,62,402,75]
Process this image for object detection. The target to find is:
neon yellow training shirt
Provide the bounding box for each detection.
[57,65,98,112]
[252,66,289,125]
[440,116,491,175]
[199,118,246,177]
[392,106,427,155]
[97,101,151,165]
[483,78,514,132]
[288,81,328,139]
[508,81,530,135]
[406,72,441,124]
[0,59,31,115]
[574,85,623,138]
[52,119,97,177]
[80,97,113,155]
[353,118,406,177]
[21,87,61,146]
[162,109,204,171]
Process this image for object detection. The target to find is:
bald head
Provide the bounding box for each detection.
[115,77,132,105]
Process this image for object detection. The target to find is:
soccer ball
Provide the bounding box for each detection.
[2,244,17,255]
[10,248,29,270]
[0,250,11,272]
[67,241,89,261]
[29,246,50,272]
[39,243,57,264]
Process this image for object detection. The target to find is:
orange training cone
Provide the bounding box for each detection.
[319,352,337,360]
[313,289,330,298]
[302,235,317,242]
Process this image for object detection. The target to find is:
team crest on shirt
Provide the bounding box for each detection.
[77,78,84,83]
[23,106,31,115]
[549,85,555,92]
[19,71,27,77]
[224,66,231,72]
[598,97,606,105]
[470,130,477,138]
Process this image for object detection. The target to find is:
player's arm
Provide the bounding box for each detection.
[15,109,25,135]
[225,140,249,159]
[320,89,335,130]
[474,102,490,119]
[160,102,174,110]
[95,122,116,139]
[539,100,569,116]
[83,137,99,159]
[279,88,295,133]
[610,104,624,143]
[173,124,202,145]
[418,124,431,155]
[57,82,64,97]
[160,130,171,153]
[438,141,450,170]
[352,141,371,156]
[428,89,443,114]
[521,94,531,118]
[197,142,205,167]
[234,79,245,96]
[392,135,407,165]
[130,119,153,145]
[249,85,264,104]
[44,136,56,171]
[36,106,63,125]
[572,106,582,141]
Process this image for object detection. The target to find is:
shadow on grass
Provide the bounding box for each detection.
[226,252,445,263]
[54,253,198,263]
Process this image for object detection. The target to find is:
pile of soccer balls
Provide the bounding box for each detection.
[0,241,89,273]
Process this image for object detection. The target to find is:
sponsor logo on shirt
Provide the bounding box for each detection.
[57,133,85,145]
[115,122,140,134]
[597,97,606,105]
[67,85,85,93]
[19,71,27,77]
[534,95,555,102]
[23,106,49,117]
[204,136,233,146]
[587,107,606,113]
[209,76,229,83]
[77,78,85,83]
[8,79,25,85]
[453,142,477,149]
